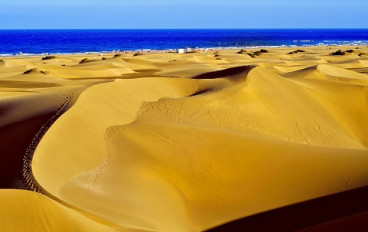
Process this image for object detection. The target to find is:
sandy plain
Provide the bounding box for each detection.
[1,46,368,231]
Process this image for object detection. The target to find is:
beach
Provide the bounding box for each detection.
[1,45,368,231]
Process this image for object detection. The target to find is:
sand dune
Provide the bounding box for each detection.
[0,190,118,232]
[1,46,368,231]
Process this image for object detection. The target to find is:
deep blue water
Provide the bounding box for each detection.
[1,29,368,55]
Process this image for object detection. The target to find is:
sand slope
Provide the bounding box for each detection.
[1,46,368,231]
[0,190,118,232]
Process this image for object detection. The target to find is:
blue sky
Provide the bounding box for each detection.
[0,0,367,29]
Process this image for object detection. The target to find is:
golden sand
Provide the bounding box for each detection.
[1,46,368,231]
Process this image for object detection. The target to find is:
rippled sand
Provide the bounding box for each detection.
[1,46,368,231]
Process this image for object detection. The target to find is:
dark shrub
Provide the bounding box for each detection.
[23,69,34,74]
[133,52,143,56]
[42,55,56,60]
[331,50,345,56]
[79,58,89,64]
[253,51,261,56]
[23,68,48,74]
[288,49,305,55]
[237,49,246,54]
[260,49,268,53]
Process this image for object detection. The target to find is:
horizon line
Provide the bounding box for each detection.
[1,28,368,30]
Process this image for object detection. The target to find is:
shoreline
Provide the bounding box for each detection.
[1,44,367,58]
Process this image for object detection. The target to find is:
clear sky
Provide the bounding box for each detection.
[0,0,367,29]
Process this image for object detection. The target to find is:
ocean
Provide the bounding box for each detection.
[1,29,368,56]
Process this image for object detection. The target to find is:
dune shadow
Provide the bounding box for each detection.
[192,65,256,80]
[0,113,55,189]
[205,186,368,232]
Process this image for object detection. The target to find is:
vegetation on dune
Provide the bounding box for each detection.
[288,49,305,55]
[248,53,256,58]
[253,51,262,56]
[237,49,247,54]
[23,68,48,75]
[246,49,269,58]
[79,58,89,64]
[41,55,56,60]
[331,50,346,56]
[330,49,359,56]
[23,69,34,74]
[39,70,49,75]
[133,51,143,56]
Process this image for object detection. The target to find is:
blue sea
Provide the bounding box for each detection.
[1,29,368,56]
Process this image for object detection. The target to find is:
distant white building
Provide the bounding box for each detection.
[185,47,192,53]
[177,49,185,54]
